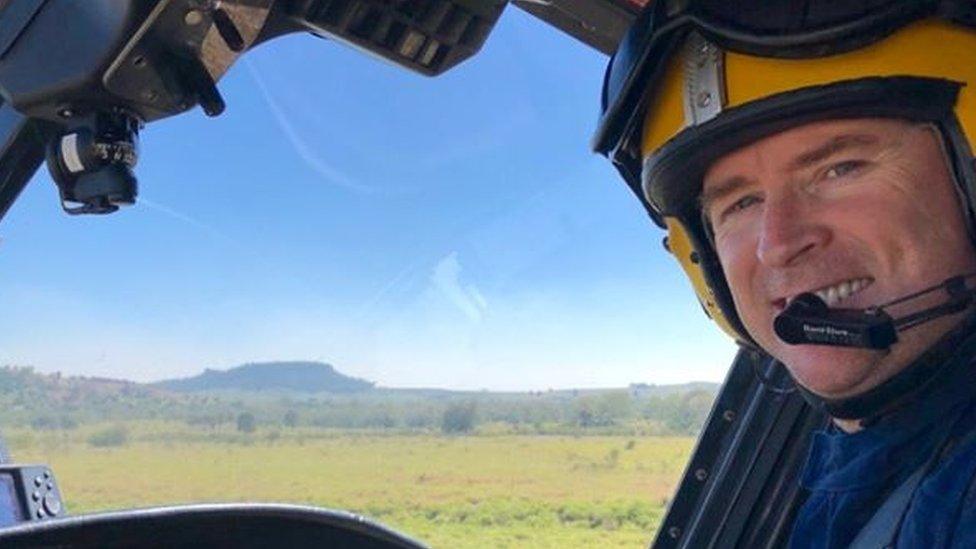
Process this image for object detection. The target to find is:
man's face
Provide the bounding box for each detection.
[703,118,976,399]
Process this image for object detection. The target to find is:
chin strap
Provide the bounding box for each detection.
[795,310,976,422]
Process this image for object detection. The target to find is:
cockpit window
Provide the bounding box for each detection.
[0,8,732,546]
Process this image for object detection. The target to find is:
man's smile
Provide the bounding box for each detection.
[771,277,875,312]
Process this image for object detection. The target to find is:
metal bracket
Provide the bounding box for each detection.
[682,32,726,127]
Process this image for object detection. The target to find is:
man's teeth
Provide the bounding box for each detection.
[812,278,872,306]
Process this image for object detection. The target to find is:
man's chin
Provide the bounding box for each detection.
[773,344,886,400]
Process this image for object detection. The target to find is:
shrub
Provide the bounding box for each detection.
[236,412,256,433]
[87,425,129,447]
[441,401,476,434]
[283,410,299,428]
[30,415,77,431]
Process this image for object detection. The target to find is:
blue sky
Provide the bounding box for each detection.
[0,8,735,389]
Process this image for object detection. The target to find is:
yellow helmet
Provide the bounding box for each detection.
[593,1,976,345]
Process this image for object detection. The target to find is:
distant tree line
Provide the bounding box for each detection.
[0,366,717,436]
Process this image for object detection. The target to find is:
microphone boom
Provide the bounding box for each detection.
[772,275,976,350]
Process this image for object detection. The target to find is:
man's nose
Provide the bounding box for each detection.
[756,193,830,267]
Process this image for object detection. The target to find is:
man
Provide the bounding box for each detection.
[592,2,976,547]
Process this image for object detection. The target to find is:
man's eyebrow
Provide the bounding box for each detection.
[700,175,751,216]
[787,133,880,171]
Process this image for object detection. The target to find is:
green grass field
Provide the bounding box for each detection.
[8,423,694,547]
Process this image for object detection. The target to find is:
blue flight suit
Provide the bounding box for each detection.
[789,326,976,548]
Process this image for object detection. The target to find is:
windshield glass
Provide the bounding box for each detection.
[0,7,735,547]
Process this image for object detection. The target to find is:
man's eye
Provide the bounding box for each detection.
[719,195,761,221]
[823,160,865,180]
